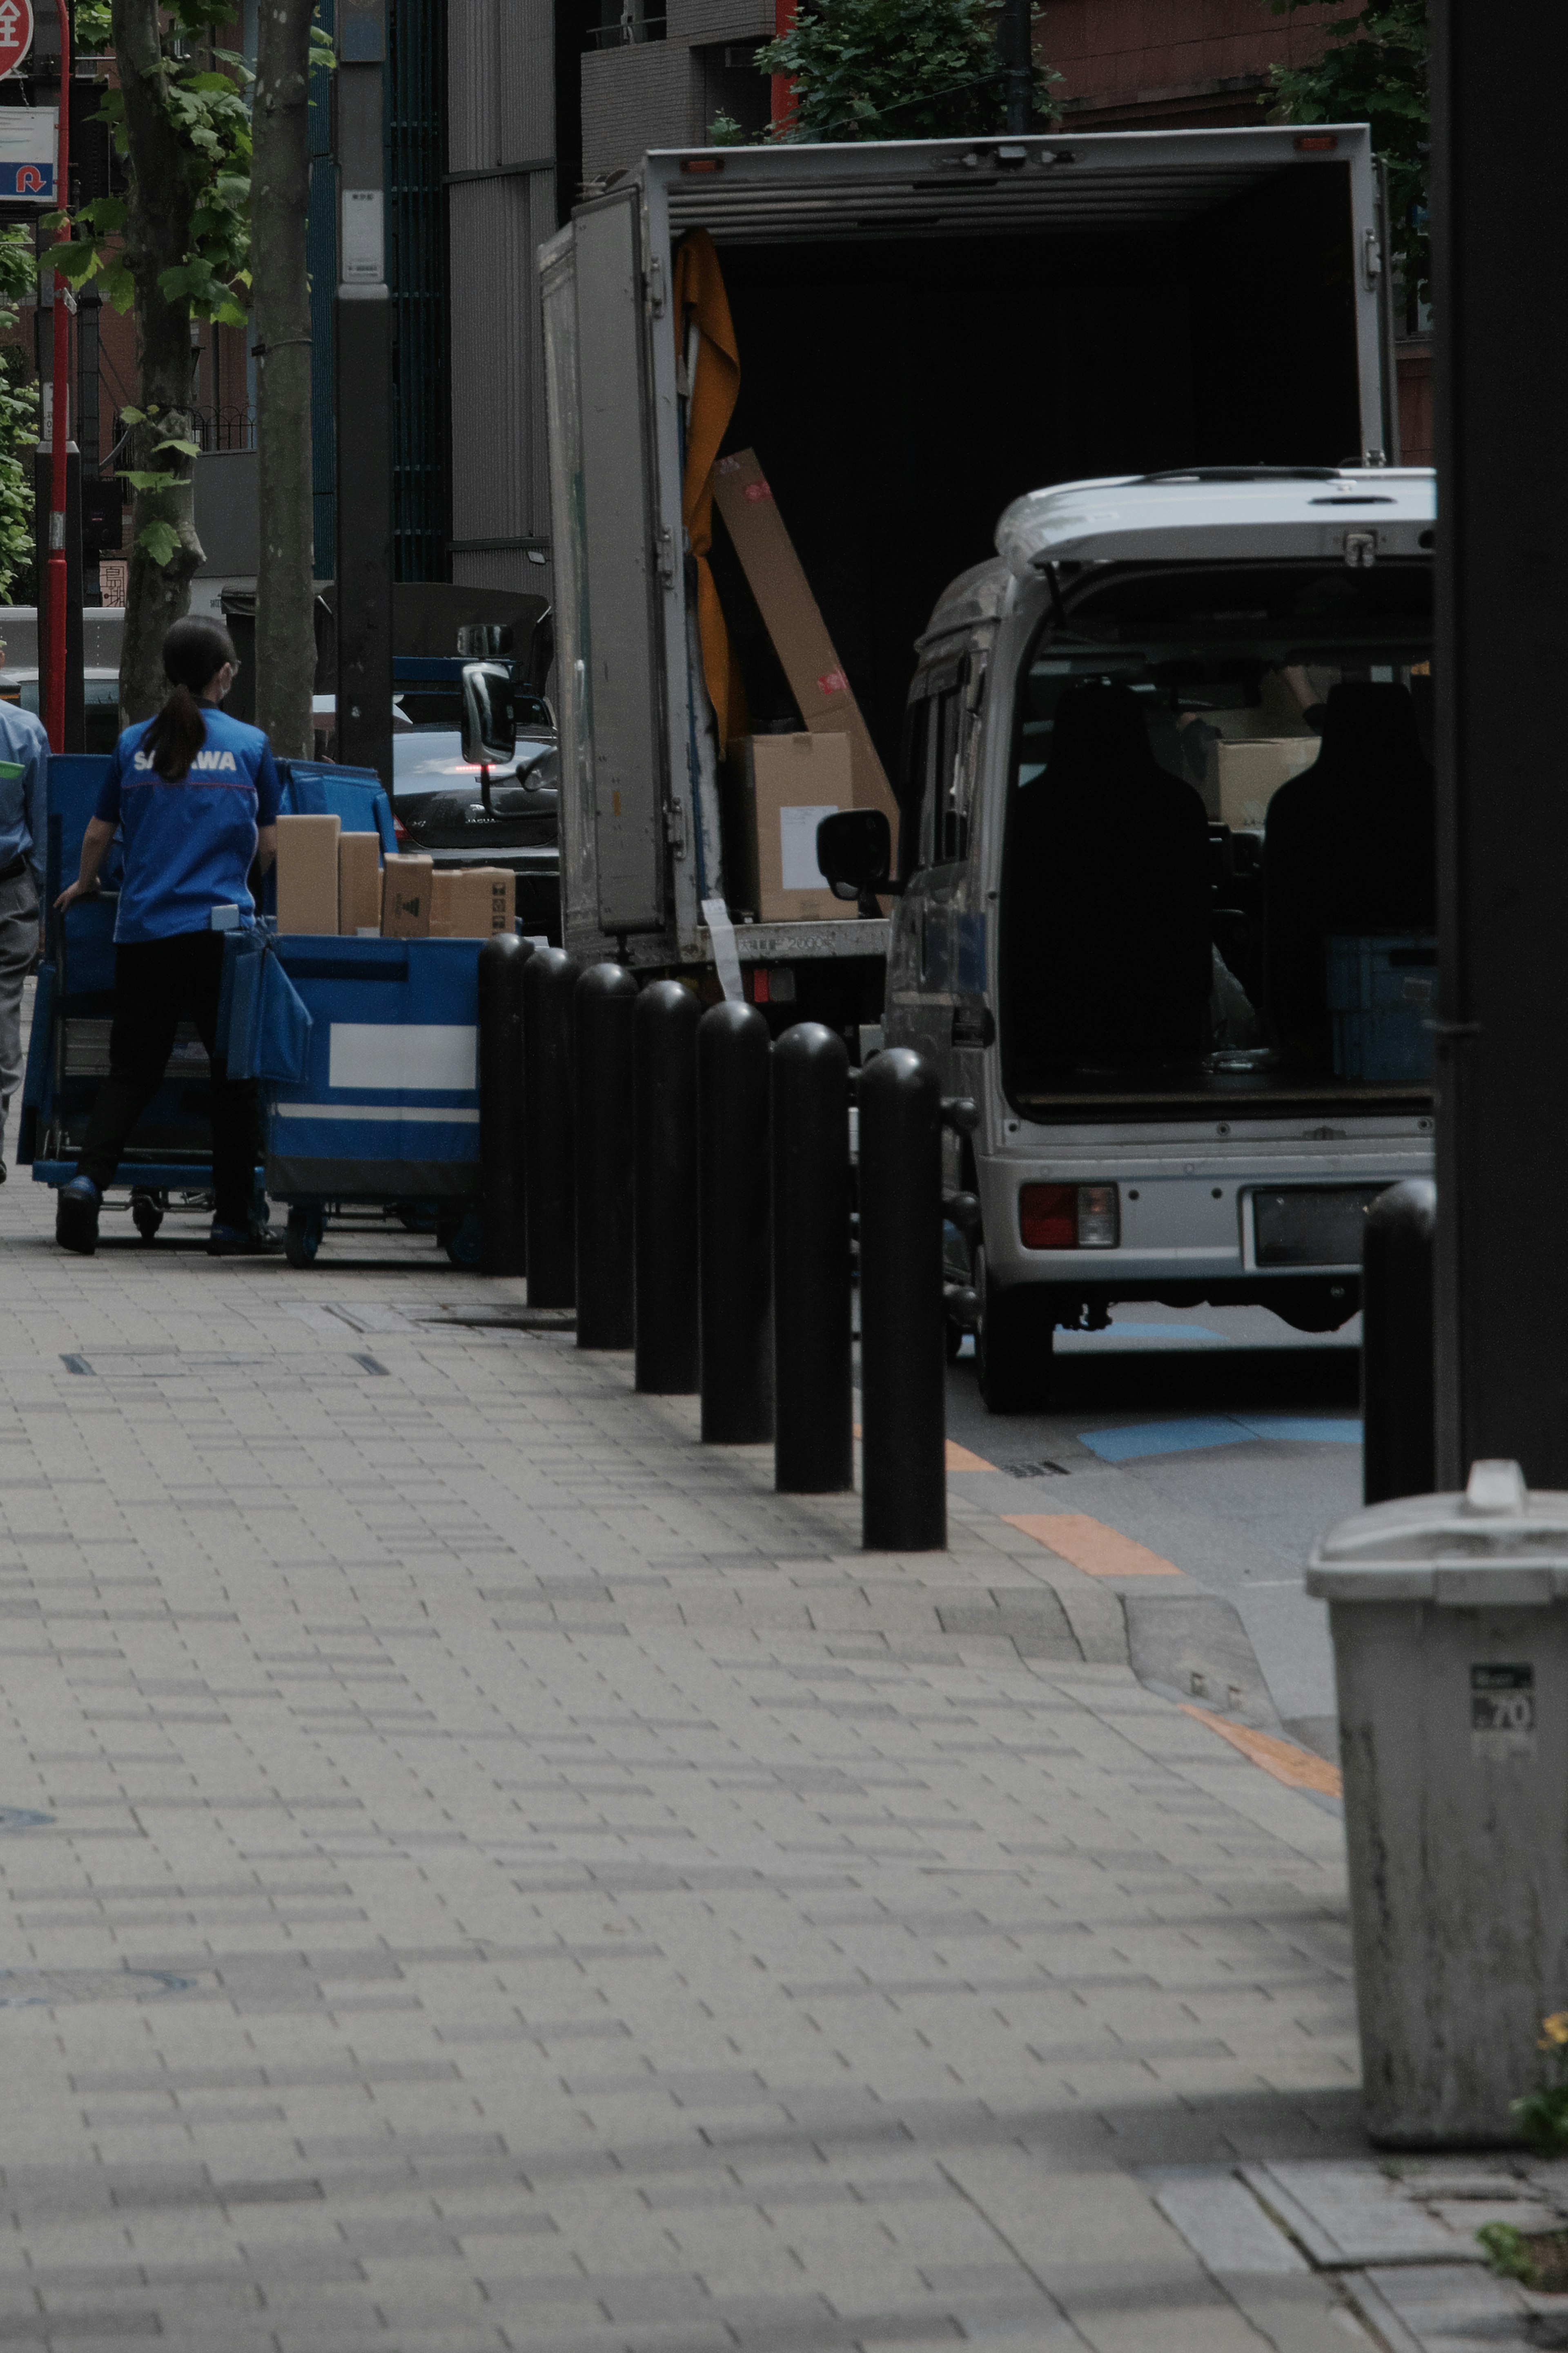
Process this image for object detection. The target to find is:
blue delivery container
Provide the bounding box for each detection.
[254,936,481,1206]
[1327,933,1437,1086]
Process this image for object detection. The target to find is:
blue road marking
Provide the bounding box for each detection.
[1079,1414,1363,1463]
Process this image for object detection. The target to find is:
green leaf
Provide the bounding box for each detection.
[152,437,202,458]
[120,469,179,492]
[136,520,182,569]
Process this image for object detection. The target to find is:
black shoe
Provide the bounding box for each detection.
[207,1219,283,1257]
[56,1176,100,1255]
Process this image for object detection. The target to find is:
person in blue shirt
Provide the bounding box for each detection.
[0,689,50,1182]
[53,617,282,1256]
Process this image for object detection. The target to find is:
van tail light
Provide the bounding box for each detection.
[1019,1182,1120,1249]
[393,818,408,846]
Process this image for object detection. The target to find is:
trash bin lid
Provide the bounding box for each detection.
[1306,1461,1568,1605]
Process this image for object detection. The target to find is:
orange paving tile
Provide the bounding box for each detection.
[851,1425,994,1473]
[1002,1512,1183,1577]
[1182,1704,1343,1798]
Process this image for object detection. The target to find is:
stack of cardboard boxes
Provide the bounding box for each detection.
[274,817,515,940]
[711,449,898,925]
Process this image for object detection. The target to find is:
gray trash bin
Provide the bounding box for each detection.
[1307,1458,1568,2147]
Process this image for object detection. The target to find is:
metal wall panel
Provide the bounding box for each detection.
[448,0,554,590]
[389,0,452,578]
[581,45,700,185]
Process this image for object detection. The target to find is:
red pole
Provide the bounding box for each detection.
[44,1,69,754]
[769,0,793,126]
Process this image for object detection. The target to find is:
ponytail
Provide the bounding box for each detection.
[139,616,236,782]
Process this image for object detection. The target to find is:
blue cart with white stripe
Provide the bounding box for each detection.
[22,753,401,1247]
[225,932,484,1269]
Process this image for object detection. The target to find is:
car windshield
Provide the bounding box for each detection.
[997,560,1434,1114]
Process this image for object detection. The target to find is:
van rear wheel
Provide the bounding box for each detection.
[975,1255,1055,1413]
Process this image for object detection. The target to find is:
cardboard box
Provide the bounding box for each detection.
[711,449,899,852]
[1215,736,1319,831]
[726,733,856,925]
[381,853,434,937]
[338,831,382,936]
[274,812,341,935]
[429,866,517,939]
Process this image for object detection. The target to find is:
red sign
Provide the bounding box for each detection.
[0,0,33,80]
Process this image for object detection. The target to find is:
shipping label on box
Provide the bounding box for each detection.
[729,733,856,925]
[712,448,899,850]
[275,812,341,936]
[381,854,433,937]
[338,831,382,936]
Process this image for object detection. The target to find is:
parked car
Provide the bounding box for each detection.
[0,667,121,753]
[314,662,562,941]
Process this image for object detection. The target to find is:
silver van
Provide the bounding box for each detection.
[821,466,1437,1408]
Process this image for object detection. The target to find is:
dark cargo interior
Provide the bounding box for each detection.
[993,560,1436,1119]
[703,161,1364,777]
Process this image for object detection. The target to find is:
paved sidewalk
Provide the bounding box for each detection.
[0,1167,1465,2351]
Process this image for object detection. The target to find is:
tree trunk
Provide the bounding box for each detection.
[252,0,316,759]
[111,0,205,723]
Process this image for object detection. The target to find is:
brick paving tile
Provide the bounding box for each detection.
[0,1166,1387,2350]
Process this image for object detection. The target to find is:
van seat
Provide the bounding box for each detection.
[1006,680,1212,1072]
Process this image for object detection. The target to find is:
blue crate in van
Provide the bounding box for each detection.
[1327,933,1437,1085]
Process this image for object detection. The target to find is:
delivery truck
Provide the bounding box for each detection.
[816,464,1437,1407]
[539,122,1398,1028]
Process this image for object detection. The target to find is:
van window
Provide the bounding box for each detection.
[898,696,931,881]
[998,560,1434,1118]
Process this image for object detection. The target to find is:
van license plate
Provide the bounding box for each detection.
[1252,1186,1389,1268]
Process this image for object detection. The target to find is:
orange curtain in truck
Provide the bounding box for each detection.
[673,229,742,751]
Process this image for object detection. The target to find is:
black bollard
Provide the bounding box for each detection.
[860,1048,946,1550]
[522,946,580,1309]
[575,962,639,1349]
[1362,1177,1437,1505]
[772,1021,853,1494]
[477,933,533,1277]
[697,1001,774,1443]
[634,981,702,1394]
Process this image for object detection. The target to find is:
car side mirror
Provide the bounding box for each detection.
[816,809,896,909]
[461,660,516,770]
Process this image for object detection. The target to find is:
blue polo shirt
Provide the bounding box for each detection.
[95,709,282,945]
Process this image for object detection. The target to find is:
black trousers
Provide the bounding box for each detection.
[76,932,258,1226]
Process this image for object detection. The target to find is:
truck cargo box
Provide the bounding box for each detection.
[540,125,1392,981]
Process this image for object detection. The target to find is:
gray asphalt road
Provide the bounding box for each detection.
[943,1304,1363,1757]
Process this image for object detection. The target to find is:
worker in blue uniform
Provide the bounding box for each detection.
[0,688,50,1182]
[53,617,282,1257]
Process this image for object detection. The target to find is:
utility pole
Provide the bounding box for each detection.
[997,0,1031,134]
[1431,0,1568,1485]
[332,0,392,787]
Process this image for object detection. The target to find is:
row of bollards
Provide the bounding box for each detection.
[475,947,948,1551]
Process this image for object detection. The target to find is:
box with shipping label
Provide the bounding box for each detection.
[274,812,341,935]
[429,866,517,939]
[381,853,434,937]
[711,449,899,850]
[726,733,856,925]
[338,830,382,936]
[1215,736,1319,832]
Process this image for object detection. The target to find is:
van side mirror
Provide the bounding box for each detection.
[461,660,516,771]
[816,809,896,906]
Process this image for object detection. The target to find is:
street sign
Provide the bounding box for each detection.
[0,107,53,199]
[0,0,33,82]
